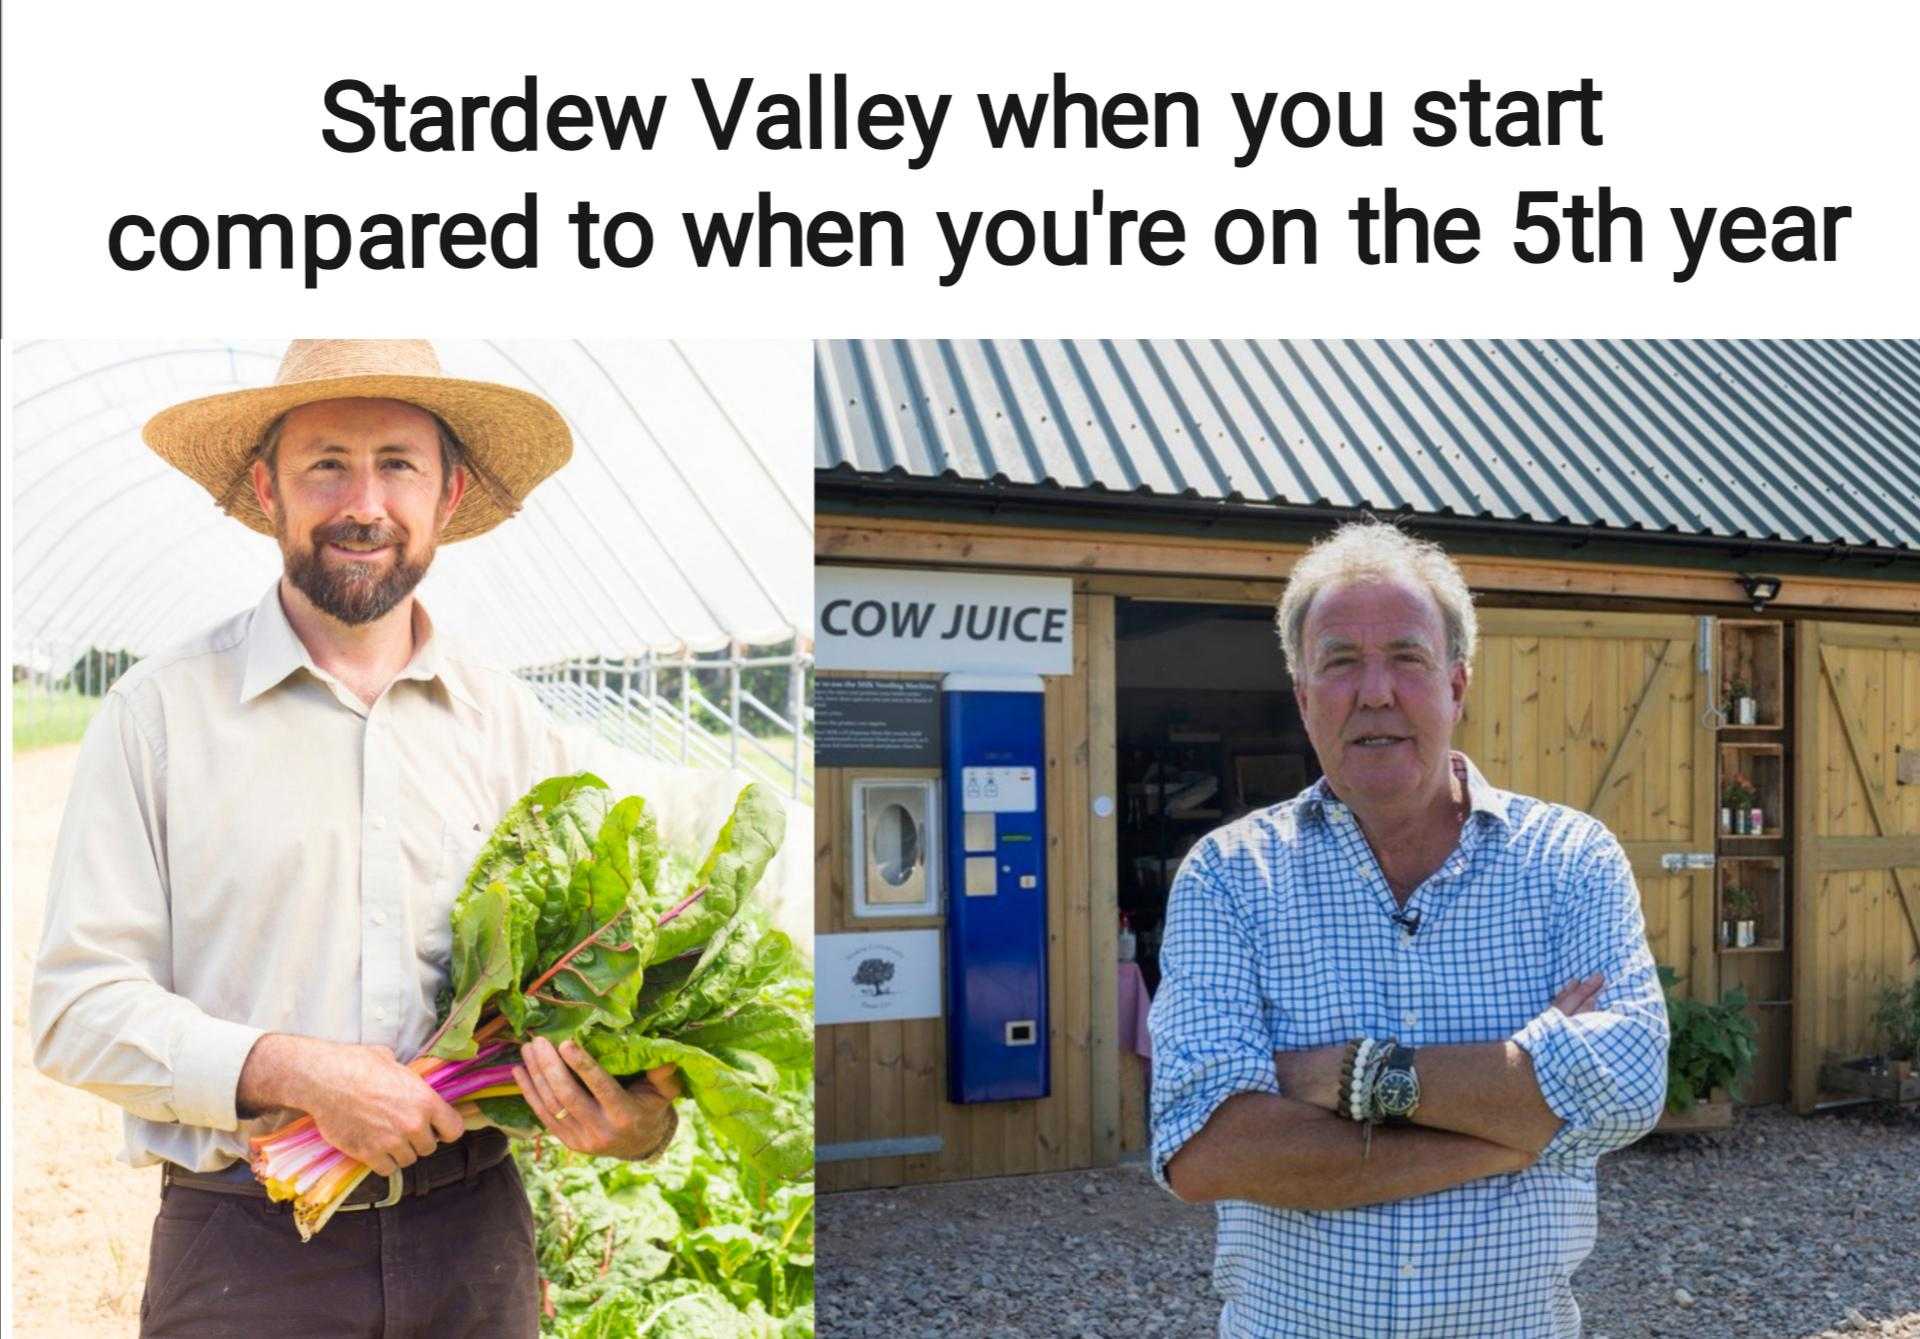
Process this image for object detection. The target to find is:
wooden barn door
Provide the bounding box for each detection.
[1457,610,1722,1004]
[1791,622,1920,1112]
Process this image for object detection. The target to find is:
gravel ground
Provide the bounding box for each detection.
[818,1105,1920,1338]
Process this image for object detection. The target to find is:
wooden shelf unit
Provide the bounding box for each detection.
[1717,856,1785,954]
[1718,742,1785,837]
[1718,620,1784,729]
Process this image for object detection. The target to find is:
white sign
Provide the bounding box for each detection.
[960,766,1038,814]
[816,930,944,1025]
[817,568,1072,675]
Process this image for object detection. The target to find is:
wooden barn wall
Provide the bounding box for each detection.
[1793,622,1920,1110]
[819,515,1920,616]
[1453,611,1717,990]
[1452,608,1792,1104]
[816,596,1118,1190]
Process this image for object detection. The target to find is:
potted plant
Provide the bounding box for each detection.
[1720,775,1753,834]
[1725,674,1757,726]
[1657,966,1757,1126]
[1871,975,1920,1084]
[1722,883,1758,948]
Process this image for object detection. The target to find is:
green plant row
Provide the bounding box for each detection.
[522,972,816,1338]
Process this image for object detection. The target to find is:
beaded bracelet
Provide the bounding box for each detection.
[1336,1038,1362,1116]
[1347,1038,1375,1121]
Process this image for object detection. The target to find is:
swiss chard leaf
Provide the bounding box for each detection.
[649,786,785,964]
[434,775,664,1058]
[639,917,795,1037]
[435,776,808,1184]
[433,879,528,1061]
[590,1001,814,1182]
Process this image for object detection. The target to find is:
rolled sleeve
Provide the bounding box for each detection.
[1148,840,1282,1189]
[1511,829,1670,1167]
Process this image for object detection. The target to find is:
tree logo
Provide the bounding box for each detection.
[853,957,896,996]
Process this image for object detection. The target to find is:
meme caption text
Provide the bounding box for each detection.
[108,75,1853,289]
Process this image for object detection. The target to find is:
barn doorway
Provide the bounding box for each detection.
[1114,598,1317,989]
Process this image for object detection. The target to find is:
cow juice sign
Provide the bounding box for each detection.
[816,568,1073,674]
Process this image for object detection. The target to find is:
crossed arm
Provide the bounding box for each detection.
[1164,975,1603,1210]
[1151,831,1668,1213]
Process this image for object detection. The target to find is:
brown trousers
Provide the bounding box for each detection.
[139,1160,539,1338]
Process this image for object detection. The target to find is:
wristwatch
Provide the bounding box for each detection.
[1373,1044,1420,1124]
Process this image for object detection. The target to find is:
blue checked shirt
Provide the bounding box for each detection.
[1149,753,1668,1339]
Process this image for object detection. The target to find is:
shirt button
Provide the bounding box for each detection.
[372,1006,388,1023]
[371,815,388,831]
[1402,1010,1418,1028]
[1399,931,1414,948]
[371,911,388,927]
[1400,1262,1415,1278]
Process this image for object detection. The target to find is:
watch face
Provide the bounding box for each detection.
[1376,1069,1419,1116]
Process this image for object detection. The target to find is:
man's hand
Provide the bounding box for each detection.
[1552,971,1606,1017]
[513,1037,681,1160]
[238,1034,465,1177]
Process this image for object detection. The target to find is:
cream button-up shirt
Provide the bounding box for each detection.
[31,581,807,1173]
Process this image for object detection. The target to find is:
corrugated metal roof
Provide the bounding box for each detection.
[816,340,1920,557]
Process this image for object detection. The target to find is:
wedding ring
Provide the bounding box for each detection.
[551,1107,569,1121]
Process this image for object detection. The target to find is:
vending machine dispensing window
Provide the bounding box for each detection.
[940,674,1049,1103]
[850,779,940,918]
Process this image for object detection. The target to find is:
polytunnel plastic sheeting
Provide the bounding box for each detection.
[9,339,814,670]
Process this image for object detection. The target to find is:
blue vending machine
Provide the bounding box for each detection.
[940,674,1049,1103]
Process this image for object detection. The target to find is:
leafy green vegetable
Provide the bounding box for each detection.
[433,774,658,1060]
[521,999,815,1338]
[431,773,811,1184]
[590,1004,812,1183]
[257,772,812,1241]
[649,785,786,965]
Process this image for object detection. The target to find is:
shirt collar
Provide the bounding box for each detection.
[238,581,482,713]
[1298,750,1512,830]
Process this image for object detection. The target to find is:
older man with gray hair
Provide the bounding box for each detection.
[1149,519,1668,1338]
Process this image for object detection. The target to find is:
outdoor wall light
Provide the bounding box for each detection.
[1739,574,1783,611]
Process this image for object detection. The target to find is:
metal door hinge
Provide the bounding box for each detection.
[1661,852,1717,872]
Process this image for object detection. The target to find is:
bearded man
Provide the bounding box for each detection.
[1150,520,1669,1339]
[31,341,733,1337]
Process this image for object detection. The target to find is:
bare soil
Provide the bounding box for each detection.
[10,743,150,1337]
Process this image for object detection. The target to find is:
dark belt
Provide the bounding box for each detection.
[162,1128,511,1211]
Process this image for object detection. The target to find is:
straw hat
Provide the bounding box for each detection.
[142,339,572,543]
